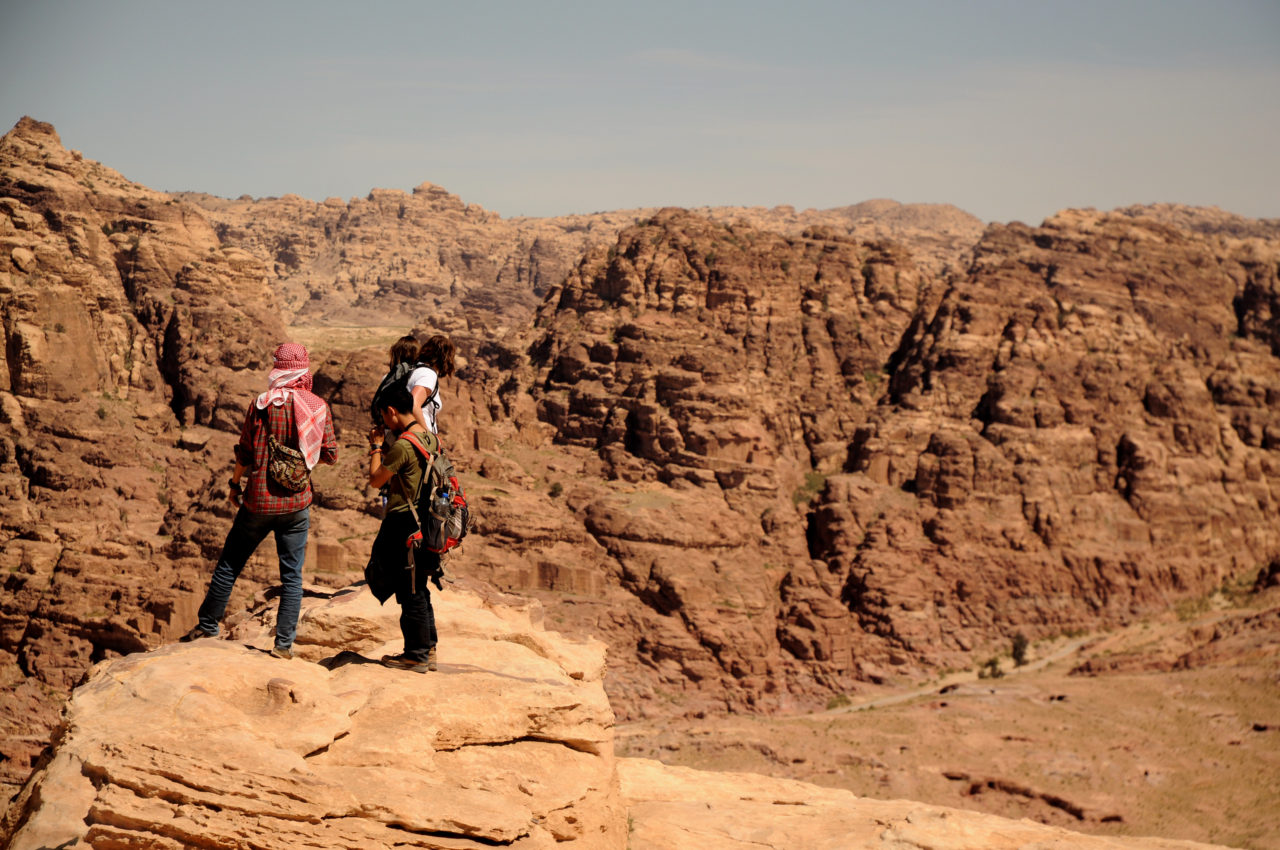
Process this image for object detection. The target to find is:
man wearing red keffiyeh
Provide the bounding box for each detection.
[181,343,338,658]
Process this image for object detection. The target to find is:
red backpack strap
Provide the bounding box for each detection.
[400,430,439,461]
[399,430,439,525]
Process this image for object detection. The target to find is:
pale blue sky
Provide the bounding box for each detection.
[2,1,1277,223]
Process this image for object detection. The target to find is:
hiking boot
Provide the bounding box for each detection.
[269,646,293,660]
[426,646,438,672]
[381,653,429,673]
[180,626,216,642]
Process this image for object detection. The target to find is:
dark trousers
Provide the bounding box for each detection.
[395,571,438,661]
[367,510,439,661]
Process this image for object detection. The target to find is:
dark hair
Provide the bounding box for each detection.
[417,334,456,378]
[389,335,419,367]
[374,382,414,416]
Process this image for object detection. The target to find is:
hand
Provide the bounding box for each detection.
[228,479,243,507]
[368,426,384,448]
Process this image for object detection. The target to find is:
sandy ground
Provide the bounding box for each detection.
[289,324,409,353]
[618,590,1280,850]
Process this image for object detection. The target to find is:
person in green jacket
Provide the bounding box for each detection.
[366,383,441,672]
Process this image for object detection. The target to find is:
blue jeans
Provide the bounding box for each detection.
[197,506,309,649]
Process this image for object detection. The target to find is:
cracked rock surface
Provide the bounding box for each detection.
[1,582,623,849]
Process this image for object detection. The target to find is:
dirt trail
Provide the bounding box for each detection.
[825,635,1098,715]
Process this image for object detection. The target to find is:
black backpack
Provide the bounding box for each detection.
[370,362,440,425]
[401,431,470,556]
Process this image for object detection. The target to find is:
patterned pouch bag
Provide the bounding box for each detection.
[266,432,310,493]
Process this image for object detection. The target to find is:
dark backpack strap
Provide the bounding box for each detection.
[422,373,440,408]
[258,399,300,439]
[408,364,440,410]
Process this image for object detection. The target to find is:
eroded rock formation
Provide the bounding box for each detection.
[695,197,984,281]
[1,580,623,849]
[455,204,1280,714]
[498,209,942,709]
[818,209,1280,672]
[176,187,648,331]
[177,185,982,334]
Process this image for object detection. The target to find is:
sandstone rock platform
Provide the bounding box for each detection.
[2,581,623,849]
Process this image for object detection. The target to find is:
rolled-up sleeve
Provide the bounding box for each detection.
[320,407,338,465]
[233,403,257,467]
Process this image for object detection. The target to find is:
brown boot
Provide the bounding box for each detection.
[381,654,429,673]
[180,626,216,642]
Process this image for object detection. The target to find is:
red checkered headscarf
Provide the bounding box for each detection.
[255,343,328,469]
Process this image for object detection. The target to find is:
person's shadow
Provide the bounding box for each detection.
[317,650,380,670]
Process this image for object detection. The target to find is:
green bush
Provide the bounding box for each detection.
[1011,632,1029,667]
[977,656,1003,679]
[792,470,827,505]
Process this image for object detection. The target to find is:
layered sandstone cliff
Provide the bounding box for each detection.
[176,187,647,332]
[825,209,1280,669]
[451,205,1280,714]
[177,182,982,332]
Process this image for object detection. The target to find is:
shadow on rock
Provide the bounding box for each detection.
[318,650,379,670]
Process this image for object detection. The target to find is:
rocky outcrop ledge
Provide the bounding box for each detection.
[2,581,622,849]
[3,582,1235,850]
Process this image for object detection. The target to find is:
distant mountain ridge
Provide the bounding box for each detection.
[174,186,985,332]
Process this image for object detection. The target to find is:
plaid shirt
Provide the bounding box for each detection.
[233,399,338,514]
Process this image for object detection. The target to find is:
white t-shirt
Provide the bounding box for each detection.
[406,366,441,434]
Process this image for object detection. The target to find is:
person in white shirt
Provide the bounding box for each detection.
[407,334,455,436]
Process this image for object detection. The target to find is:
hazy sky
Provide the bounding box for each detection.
[2,1,1277,223]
